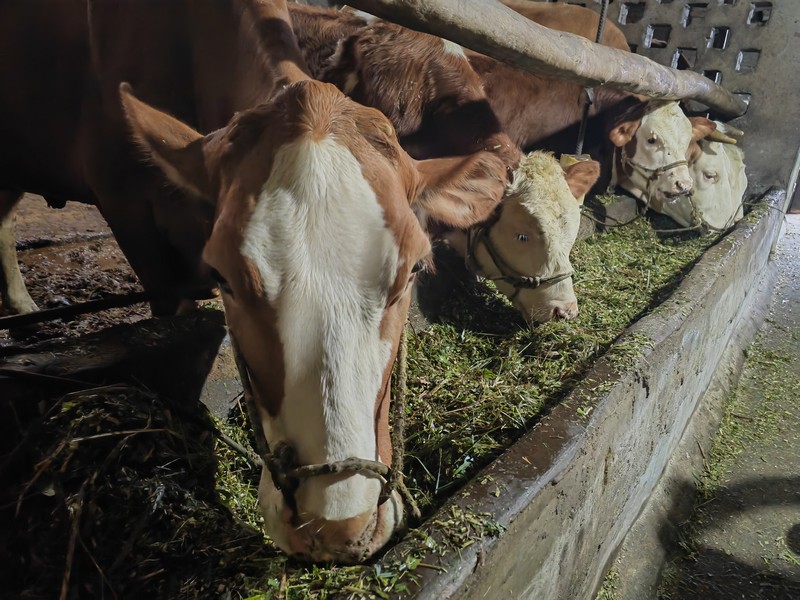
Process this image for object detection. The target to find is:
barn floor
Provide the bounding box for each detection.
[655,214,800,599]
[1,194,148,345]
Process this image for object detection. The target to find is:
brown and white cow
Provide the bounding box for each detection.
[289,3,601,323]
[0,0,509,562]
[446,152,600,322]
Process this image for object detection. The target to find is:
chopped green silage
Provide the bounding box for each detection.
[214,216,727,598]
[6,206,767,599]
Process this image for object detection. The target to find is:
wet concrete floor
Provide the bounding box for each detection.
[656,214,800,599]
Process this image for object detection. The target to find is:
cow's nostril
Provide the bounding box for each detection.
[554,306,568,320]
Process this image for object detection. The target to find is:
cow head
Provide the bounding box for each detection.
[610,100,715,207]
[664,122,747,230]
[456,152,600,323]
[120,80,506,562]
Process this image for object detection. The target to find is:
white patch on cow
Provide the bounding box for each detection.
[504,152,579,275]
[241,135,399,521]
[666,139,746,230]
[618,101,695,203]
[441,38,466,59]
[341,6,378,23]
[475,151,580,322]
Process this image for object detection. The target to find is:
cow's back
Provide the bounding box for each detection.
[0,0,278,201]
[0,0,288,308]
[469,1,633,153]
[501,0,630,51]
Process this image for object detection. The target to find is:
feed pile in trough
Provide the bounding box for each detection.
[2,207,762,598]
[1,385,266,599]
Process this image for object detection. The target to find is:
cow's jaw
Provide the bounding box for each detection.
[684,141,747,230]
[238,135,404,560]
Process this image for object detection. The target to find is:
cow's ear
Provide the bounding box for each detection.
[120,83,216,202]
[608,119,640,147]
[563,159,601,203]
[689,116,717,142]
[412,152,507,229]
[686,140,703,165]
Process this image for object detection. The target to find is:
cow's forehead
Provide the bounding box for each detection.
[642,102,691,144]
[504,153,579,255]
[204,82,423,288]
[240,134,400,300]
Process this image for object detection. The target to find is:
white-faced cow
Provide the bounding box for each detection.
[289,4,601,323]
[657,122,747,231]
[446,152,600,322]
[0,0,511,562]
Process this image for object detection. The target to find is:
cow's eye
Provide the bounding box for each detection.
[210,268,233,295]
[647,136,658,145]
[703,170,718,182]
[411,260,426,274]
[516,233,529,242]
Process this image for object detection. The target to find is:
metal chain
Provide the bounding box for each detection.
[575,0,610,156]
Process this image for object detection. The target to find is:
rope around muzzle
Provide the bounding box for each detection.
[622,152,690,211]
[465,206,574,303]
[229,328,422,523]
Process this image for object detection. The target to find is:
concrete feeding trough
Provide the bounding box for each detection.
[2,0,798,597]
[378,190,786,599]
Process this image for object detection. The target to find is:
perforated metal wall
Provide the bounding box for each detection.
[547,0,800,201]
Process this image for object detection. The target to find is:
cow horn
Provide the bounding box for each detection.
[717,123,745,139]
[706,130,739,144]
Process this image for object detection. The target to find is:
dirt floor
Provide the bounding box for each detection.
[1,195,148,346]
[656,214,800,599]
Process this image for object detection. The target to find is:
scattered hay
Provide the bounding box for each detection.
[3,210,751,598]
[1,385,266,599]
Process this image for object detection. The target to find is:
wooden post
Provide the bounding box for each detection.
[344,0,747,117]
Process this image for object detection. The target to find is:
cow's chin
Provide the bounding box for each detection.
[497,279,579,324]
[658,199,696,229]
[655,187,691,206]
[258,473,404,563]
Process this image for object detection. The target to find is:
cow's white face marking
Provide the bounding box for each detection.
[241,136,400,530]
[475,152,580,323]
[441,38,467,59]
[664,140,746,230]
[623,102,695,204]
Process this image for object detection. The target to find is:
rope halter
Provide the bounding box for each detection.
[618,145,690,211]
[465,205,574,303]
[230,330,422,526]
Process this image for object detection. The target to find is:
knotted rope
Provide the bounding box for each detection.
[230,325,421,522]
